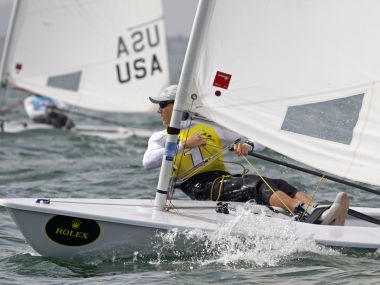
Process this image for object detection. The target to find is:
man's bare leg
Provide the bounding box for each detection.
[294,192,315,207]
[268,190,300,213]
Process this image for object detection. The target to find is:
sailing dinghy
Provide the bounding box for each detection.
[2,0,380,259]
[0,0,169,138]
[0,120,154,139]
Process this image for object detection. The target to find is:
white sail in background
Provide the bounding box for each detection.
[182,0,380,186]
[1,0,169,112]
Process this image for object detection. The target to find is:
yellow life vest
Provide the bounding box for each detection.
[173,123,227,179]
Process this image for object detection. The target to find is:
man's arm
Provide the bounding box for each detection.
[215,126,266,154]
[142,130,167,170]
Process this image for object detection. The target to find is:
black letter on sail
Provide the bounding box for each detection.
[151,54,162,75]
[117,37,129,58]
[116,62,131,83]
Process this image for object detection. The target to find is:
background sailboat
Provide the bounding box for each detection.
[2,0,380,260]
[0,0,169,138]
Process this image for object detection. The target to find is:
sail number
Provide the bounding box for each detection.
[184,147,204,166]
[116,24,164,83]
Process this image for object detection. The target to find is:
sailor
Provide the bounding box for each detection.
[23,94,75,129]
[143,85,349,225]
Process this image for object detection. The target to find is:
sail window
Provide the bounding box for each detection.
[281,94,364,145]
[47,71,82,91]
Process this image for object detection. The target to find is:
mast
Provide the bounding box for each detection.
[0,0,20,90]
[154,0,215,210]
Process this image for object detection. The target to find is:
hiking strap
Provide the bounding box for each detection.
[303,207,380,225]
[303,206,330,224]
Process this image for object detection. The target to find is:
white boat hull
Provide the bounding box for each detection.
[1,198,380,259]
[9,208,164,258]
[0,121,153,139]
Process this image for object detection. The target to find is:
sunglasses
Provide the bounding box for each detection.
[158,100,174,109]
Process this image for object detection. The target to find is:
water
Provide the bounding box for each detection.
[1,39,380,284]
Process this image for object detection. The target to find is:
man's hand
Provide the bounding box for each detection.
[233,143,252,156]
[183,134,206,148]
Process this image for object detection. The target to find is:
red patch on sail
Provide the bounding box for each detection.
[15,63,23,72]
[213,71,232,89]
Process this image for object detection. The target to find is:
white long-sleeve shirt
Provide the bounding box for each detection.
[142,120,265,170]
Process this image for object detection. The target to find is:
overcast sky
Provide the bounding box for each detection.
[163,0,198,38]
[0,0,198,38]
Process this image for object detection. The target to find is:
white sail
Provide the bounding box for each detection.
[182,0,380,187]
[2,0,169,112]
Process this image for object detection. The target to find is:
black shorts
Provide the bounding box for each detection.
[33,111,75,129]
[179,171,298,205]
[47,111,75,129]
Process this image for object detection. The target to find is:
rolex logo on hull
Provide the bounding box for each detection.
[45,215,100,246]
[72,219,82,230]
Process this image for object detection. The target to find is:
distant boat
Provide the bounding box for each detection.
[2,0,380,260]
[0,0,170,138]
[0,119,154,139]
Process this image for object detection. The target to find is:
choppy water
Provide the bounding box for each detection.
[1,39,380,284]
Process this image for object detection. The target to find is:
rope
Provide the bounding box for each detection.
[202,142,249,175]
[242,156,294,215]
[176,140,238,182]
[170,115,194,176]
[167,96,197,205]
[210,174,231,201]
[300,174,325,220]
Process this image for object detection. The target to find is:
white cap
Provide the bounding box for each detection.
[149,85,177,103]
